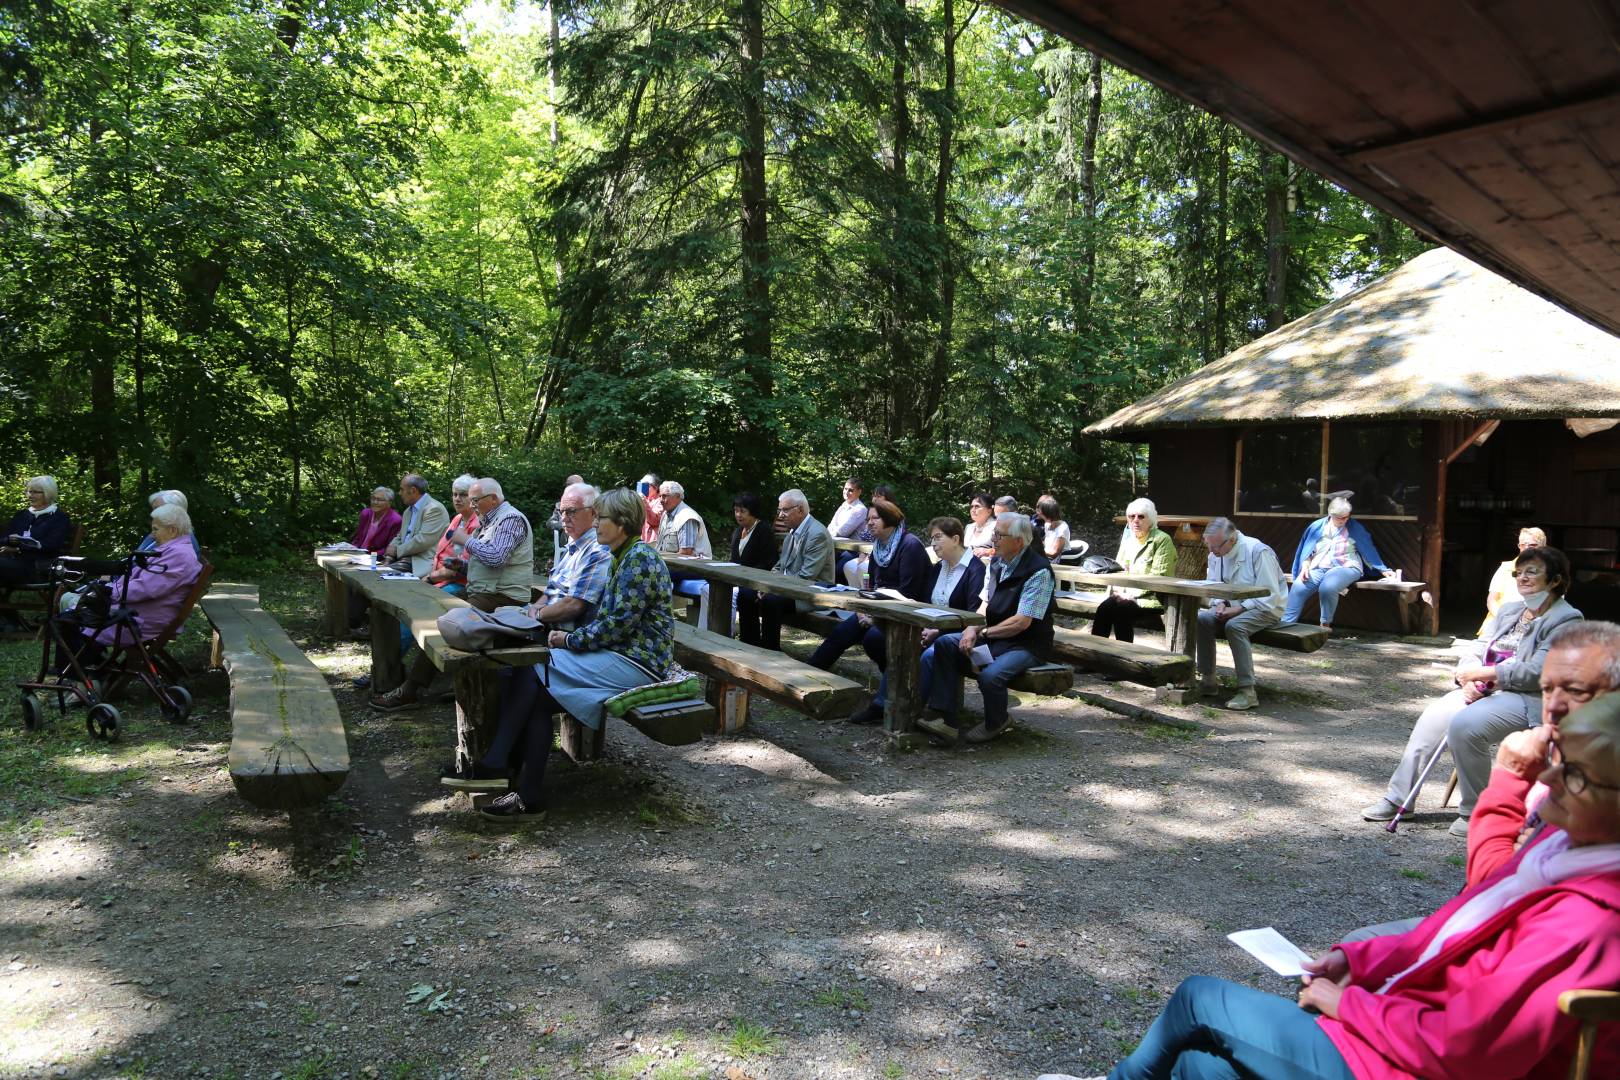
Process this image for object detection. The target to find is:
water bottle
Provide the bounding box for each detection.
[370,551,377,571]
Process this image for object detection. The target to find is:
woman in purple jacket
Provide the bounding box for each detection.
[807,498,930,689]
[59,504,203,671]
[349,487,402,555]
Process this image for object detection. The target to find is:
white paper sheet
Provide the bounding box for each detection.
[379,571,418,581]
[970,643,994,672]
[1226,927,1312,977]
[706,561,739,567]
[913,607,956,618]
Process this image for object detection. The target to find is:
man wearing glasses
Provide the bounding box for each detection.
[530,482,611,631]
[1197,516,1286,711]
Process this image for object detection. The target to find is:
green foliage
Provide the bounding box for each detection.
[0,0,1430,555]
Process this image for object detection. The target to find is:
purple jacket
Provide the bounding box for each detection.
[349,507,401,554]
[95,536,203,645]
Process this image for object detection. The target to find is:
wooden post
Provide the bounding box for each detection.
[323,568,348,639]
[559,713,605,761]
[370,605,404,693]
[208,629,223,670]
[1164,595,1198,685]
[452,662,503,772]
[706,581,735,637]
[882,620,924,737]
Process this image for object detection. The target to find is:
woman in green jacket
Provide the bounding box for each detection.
[1091,497,1176,642]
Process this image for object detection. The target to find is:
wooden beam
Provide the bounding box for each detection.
[1344,84,1620,164]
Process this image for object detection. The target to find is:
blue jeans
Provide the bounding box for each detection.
[1108,976,1354,1080]
[808,613,885,672]
[1282,566,1362,625]
[918,632,1039,730]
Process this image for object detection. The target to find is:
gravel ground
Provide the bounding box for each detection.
[0,571,1475,1080]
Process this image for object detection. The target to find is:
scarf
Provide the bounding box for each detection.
[1378,830,1620,993]
[27,503,58,517]
[872,524,905,568]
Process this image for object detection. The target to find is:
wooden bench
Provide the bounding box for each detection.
[672,622,865,724]
[201,582,350,811]
[1048,625,1193,686]
[1051,588,1165,628]
[1252,623,1330,652]
[782,607,1075,696]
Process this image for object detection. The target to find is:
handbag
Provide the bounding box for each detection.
[436,606,545,651]
[1080,553,1124,574]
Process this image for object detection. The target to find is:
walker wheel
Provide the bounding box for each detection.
[160,685,192,724]
[87,703,120,742]
[20,695,43,731]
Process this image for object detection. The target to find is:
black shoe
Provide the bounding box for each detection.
[479,792,546,823]
[440,762,510,792]
[847,702,884,725]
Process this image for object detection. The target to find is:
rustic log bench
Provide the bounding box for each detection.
[1048,625,1193,686]
[782,607,1075,697]
[201,582,350,811]
[672,622,865,726]
[1055,590,1328,654]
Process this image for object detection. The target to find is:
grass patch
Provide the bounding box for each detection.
[634,790,707,828]
[1443,854,1465,868]
[725,1017,778,1057]
[649,1057,706,1080]
[881,1063,904,1079]
[1399,868,1429,881]
[1139,721,1205,742]
[811,985,869,1010]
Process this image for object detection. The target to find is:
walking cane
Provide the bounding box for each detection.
[1386,736,1449,833]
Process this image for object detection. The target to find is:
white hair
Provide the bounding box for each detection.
[148,489,188,510]
[150,503,194,536]
[659,480,685,497]
[1327,497,1353,518]
[1548,621,1620,690]
[778,488,809,512]
[451,473,477,495]
[1205,517,1235,543]
[563,482,598,507]
[1125,497,1158,530]
[27,476,58,503]
[999,513,1034,544]
[475,477,503,500]
[371,486,395,503]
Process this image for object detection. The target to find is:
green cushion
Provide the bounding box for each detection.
[603,675,703,718]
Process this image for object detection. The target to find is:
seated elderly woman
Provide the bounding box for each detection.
[0,476,73,587]
[58,505,203,671]
[1091,497,1176,643]
[1480,525,1547,637]
[350,487,401,555]
[1281,497,1396,630]
[137,490,202,556]
[442,488,676,823]
[1363,545,1582,838]
[1038,694,1620,1080]
[424,474,479,596]
[964,491,996,561]
[808,498,930,685]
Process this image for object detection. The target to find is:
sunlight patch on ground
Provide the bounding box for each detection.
[0,961,157,1071]
[0,835,111,889]
[618,937,696,967]
[984,827,1119,860]
[690,740,846,787]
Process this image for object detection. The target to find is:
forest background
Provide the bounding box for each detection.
[0,0,1432,560]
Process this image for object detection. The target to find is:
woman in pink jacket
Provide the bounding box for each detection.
[1041,694,1620,1080]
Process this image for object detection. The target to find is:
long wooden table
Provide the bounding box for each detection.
[661,555,983,738]
[314,550,548,769]
[1050,566,1268,685]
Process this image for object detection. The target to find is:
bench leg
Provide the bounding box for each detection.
[1163,596,1198,690]
[323,570,347,640]
[706,582,734,637]
[559,714,605,762]
[370,605,404,694]
[882,621,923,738]
[452,663,502,773]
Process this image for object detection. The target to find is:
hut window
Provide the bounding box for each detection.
[1235,423,1420,519]
[1235,426,1324,515]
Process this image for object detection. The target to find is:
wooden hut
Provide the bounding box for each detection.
[1084,247,1620,634]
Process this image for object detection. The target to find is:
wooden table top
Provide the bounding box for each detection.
[1049,564,1269,601]
[314,550,547,669]
[660,554,983,630]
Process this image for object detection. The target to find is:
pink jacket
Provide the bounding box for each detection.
[96,536,204,645]
[1322,829,1620,1079]
[349,507,401,554]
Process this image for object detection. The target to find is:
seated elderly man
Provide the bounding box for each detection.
[656,479,713,608]
[739,489,835,651]
[385,473,450,576]
[1196,516,1286,711]
[529,482,611,630]
[915,513,1055,744]
[371,477,533,712]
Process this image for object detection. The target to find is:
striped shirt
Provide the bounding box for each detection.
[466,503,530,567]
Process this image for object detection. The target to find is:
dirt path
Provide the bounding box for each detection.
[1,573,1474,1080]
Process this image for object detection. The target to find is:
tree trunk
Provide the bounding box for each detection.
[921,0,965,440]
[1265,152,1294,331]
[884,0,913,440]
[1215,127,1230,356]
[1079,50,1101,317]
[737,0,774,488]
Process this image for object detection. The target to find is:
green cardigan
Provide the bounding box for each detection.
[1113,527,1177,610]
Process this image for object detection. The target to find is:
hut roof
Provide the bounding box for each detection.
[1085,247,1620,440]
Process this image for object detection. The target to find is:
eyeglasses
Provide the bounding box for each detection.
[1125,513,1147,520]
[559,506,591,518]
[1548,741,1620,797]
[474,493,497,505]
[1515,566,1548,579]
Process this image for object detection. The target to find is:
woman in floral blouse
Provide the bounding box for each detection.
[443,486,675,823]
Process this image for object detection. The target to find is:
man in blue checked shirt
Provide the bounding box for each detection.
[530,482,612,630]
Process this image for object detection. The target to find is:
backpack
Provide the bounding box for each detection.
[436,606,545,651]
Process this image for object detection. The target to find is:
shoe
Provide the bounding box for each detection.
[352,674,371,690]
[847,702,884,726]
[1361,799,1400,822]
[369,686,419,712]
[962,720,1010,744]
[479,792,546,823]
[1198,678,1220,695]
[350,625,372,641]
[440,762,510,792]
[913,712,958,743]
[1225,689,1258,711]
[1449,817,1469,838]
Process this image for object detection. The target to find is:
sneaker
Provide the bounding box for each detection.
[913,712,958,742]
[1361,799,1401,822]
[350,625,372,641]
[369,686,419,712]
[1449,817,1469,838]
[847,701,884,726]
[962,719,1010,744]
[440,762,510,792]
[479,792,546,824]
[1225,689,1258,711]
[352,674,371,690]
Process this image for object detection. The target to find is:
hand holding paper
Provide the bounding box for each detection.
[1226,927,1312,977]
